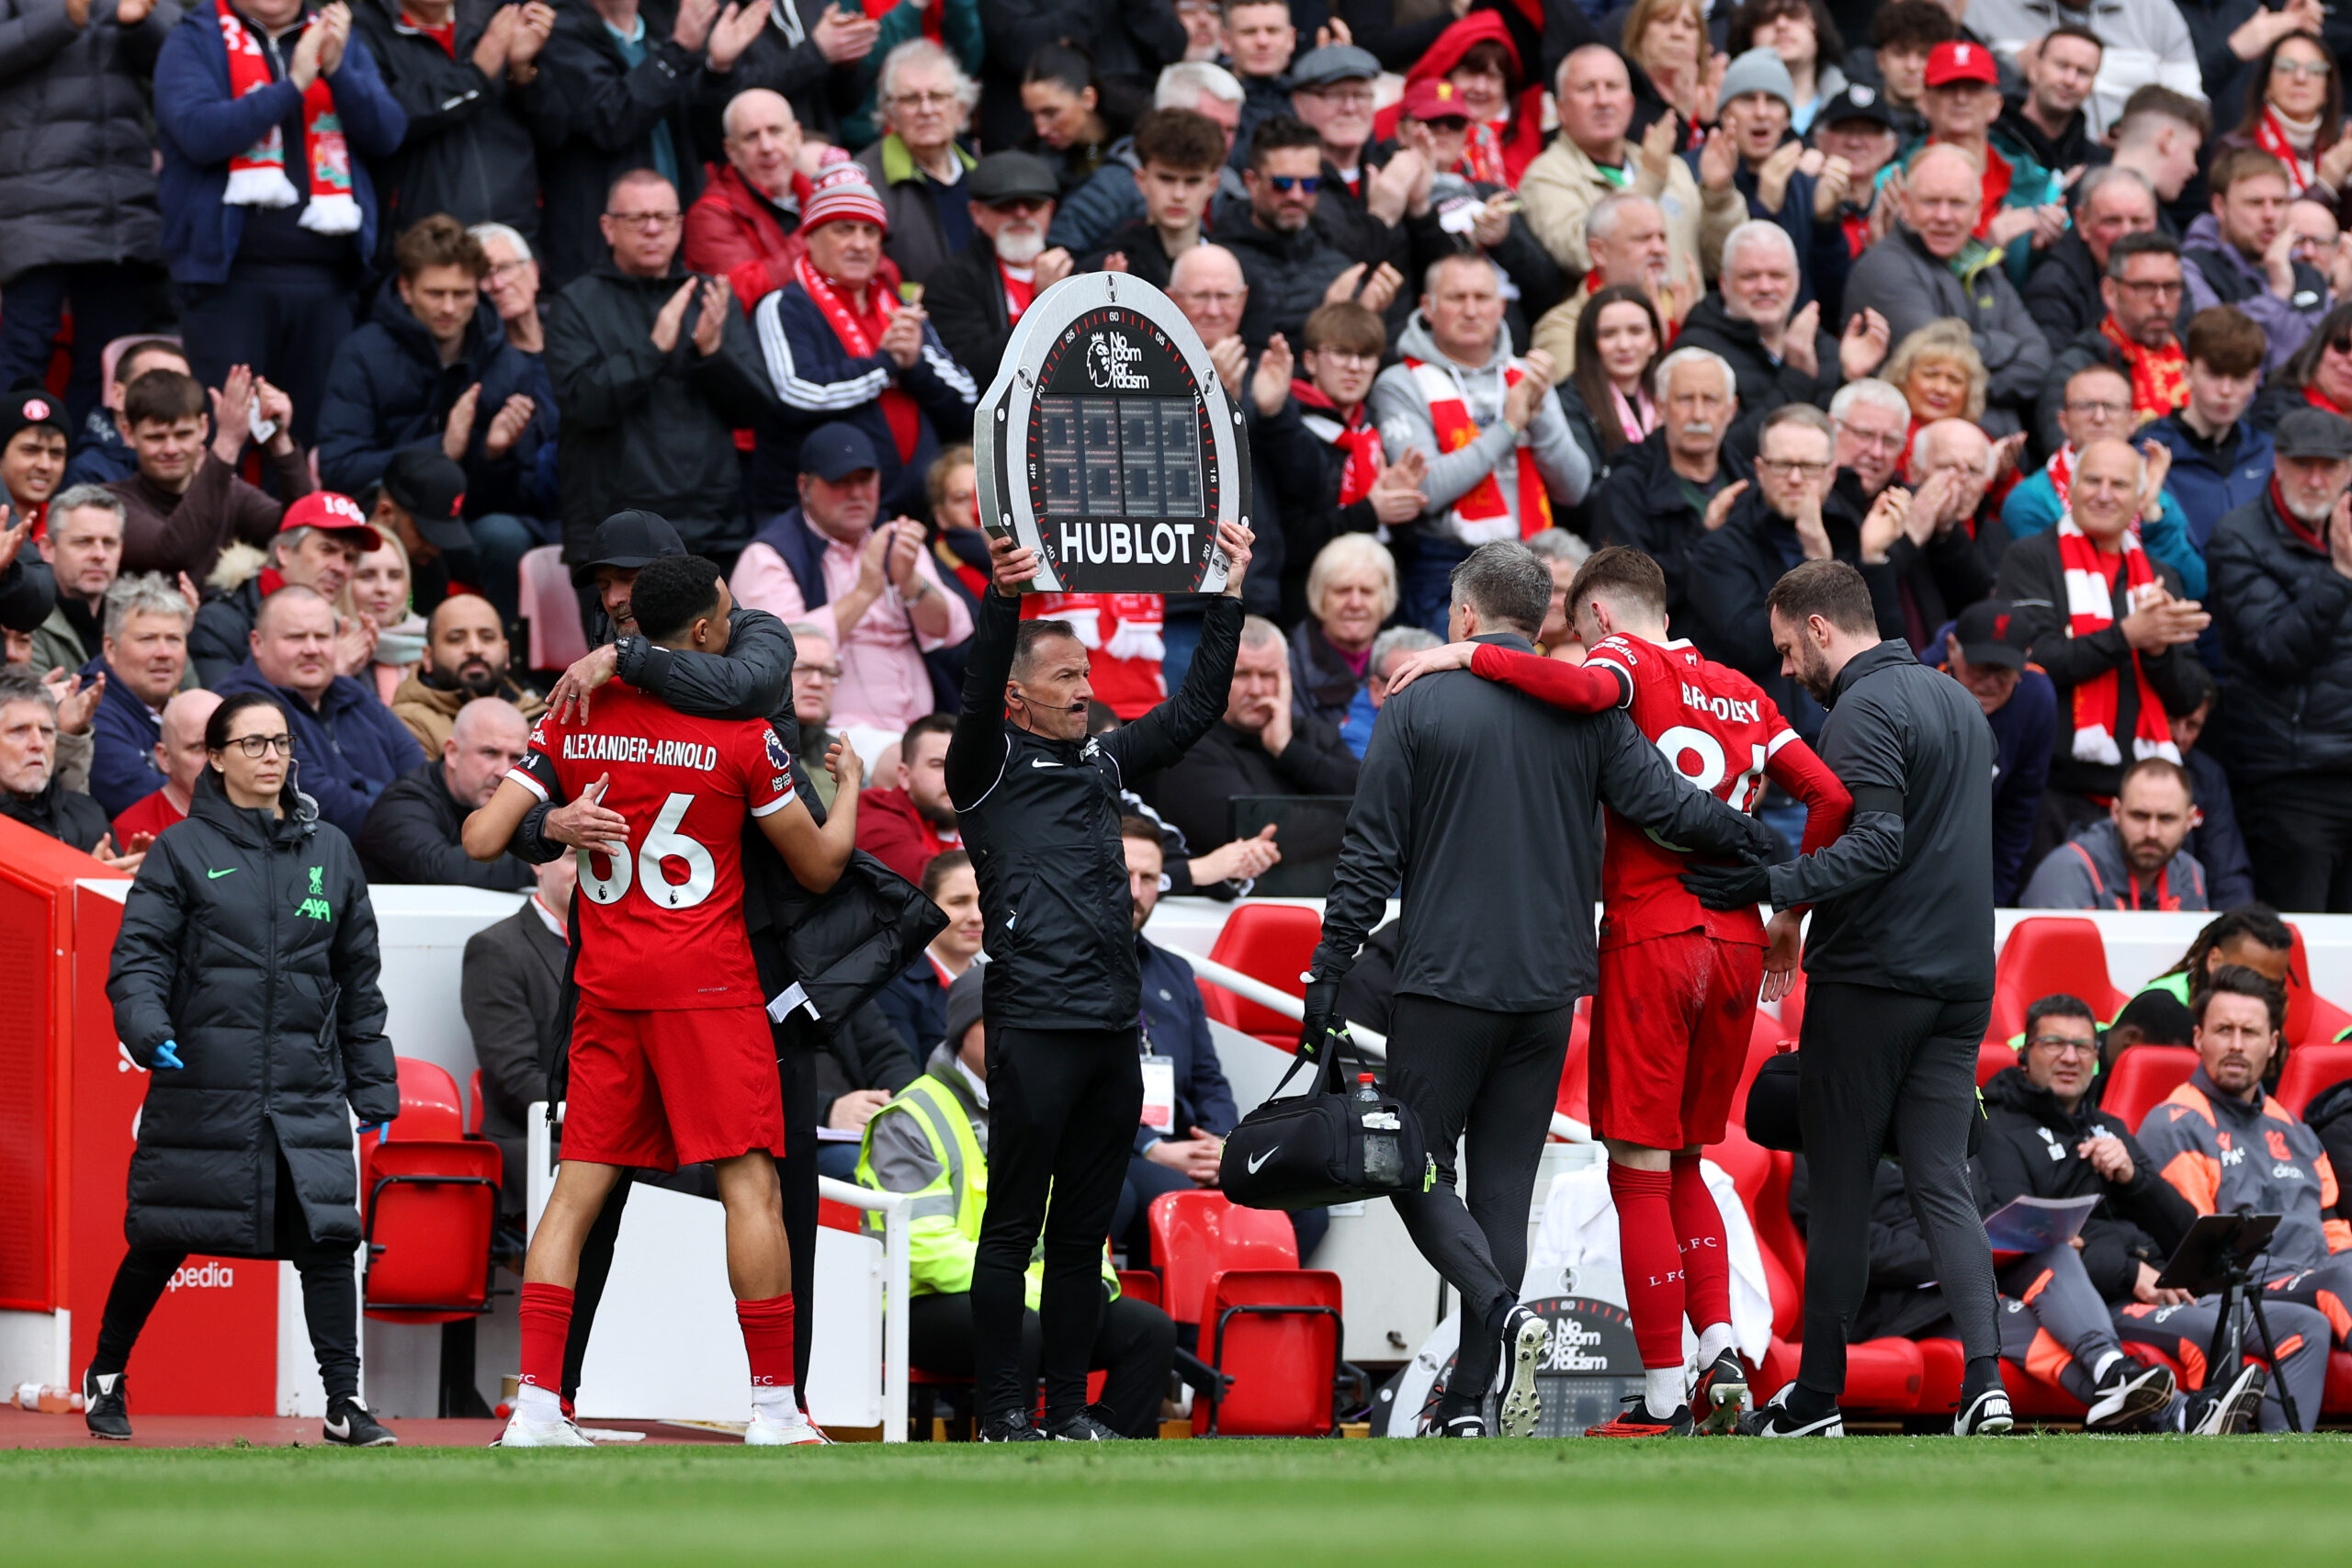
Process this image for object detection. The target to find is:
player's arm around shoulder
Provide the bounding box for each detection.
[464,773,550,863]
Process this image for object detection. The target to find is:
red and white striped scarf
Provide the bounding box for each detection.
[2055,513,2179,767]
[794,253,920,460]
[218,1,358,234]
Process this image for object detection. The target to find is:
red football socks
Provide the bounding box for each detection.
[737,1294,797,1393]
[518,1282,574,1415]
[1671,1153,1733,1343]
[1609,1161,1684,1370]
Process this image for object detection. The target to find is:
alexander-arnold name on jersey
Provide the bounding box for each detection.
[560,732,722,770]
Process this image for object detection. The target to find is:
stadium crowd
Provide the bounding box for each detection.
[6,0,2352,1440]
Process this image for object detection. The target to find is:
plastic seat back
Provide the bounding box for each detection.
[363,1139,501,1323]
[1148,1190,1229,1327]
[2276,1042,2352,1118]
[1193,1269,1343,1436]
[394,1056,465,1141]
[1978,1042,2018,1087]
[1116,1269,1162,1309]
[1989,918,2127,1044]
[1733,1011,1797,1121]
[2285,924,2352,1049]
[466,1069,485,1137]
[2099,1044,2199,1134]
[1555,1017,1590,1125]
[519,545,590,671]
[1204,905,1325,1041]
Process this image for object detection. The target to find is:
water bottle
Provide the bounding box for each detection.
[1356,1073,1403,1188]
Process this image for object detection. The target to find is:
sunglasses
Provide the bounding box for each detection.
[2332,333,2352,355]
[1264,175,1321,194]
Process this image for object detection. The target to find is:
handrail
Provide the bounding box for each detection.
[817,1177,910,1443]
[1170,948,1593,1143]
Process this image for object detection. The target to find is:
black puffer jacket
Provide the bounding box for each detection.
[2206,485,2352,786]
[354,0,542,255]
[0,0,177,284]
[1217,197,1359,354]
[106,769,397,1255]
[0,770,111,852]
[1978,1065,2198,1303]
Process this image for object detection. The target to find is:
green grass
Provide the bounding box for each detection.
[6,1437,2346,1564]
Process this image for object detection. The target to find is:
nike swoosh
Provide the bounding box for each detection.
[207,869,237,879]
[1247,1147,1277,1174]
[1030,759,1065,768]
[323,1417,349,1438]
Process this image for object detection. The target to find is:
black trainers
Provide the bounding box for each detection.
[1952,1382,2015,1436]
[2186,1362,2266,1436]
[1496,1304,1549,1438]
[84,1370,130,1441]
[1693,1348,1749,1435]
[1425,1390,1486,1438]
[1046,1405,1124,1441]
[1585,1395,1693,1438]
[979,1410,1049,1442]
[1736,1388,1844,1438]
[2084,1358,2176,1432]
[322,1397,398,1447]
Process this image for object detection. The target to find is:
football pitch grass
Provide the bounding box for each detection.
[6,1436,2347,1564]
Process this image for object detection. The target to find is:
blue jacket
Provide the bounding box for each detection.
[1997,467,2207,601]
[212,660,424,837]
[2184,747,2256,909]
[875,954,951,1059]
[153,7,407,285]
[82,655,167,818]
[748,277,978,520]
[1927,636,2054,906]
[1135,933,1237,1151]
[315,289,556,515]
[2139,413,2274,557]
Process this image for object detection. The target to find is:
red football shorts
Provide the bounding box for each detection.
[561,1000,784,1170]
[1589,931,1764,1149]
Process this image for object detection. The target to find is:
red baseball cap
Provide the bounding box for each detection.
[1924,40,1998,89]
[1402,78,1473,123]
[278,491,378,546]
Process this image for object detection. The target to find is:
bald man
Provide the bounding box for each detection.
[359,695,537,888]
[109,689,225,844]
[392,592,547,755]
[1883,418,2000,636]
[685,88,809,308]
[1842,143,2052,432]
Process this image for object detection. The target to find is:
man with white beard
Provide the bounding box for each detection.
[927,152,1076,399]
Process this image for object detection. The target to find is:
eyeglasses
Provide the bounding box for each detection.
[2065,399,2130,417]
[2027,1035,2099,1057]
[1755,457,1830,478]
[794,664,843,682]
[2113,277,2184,299]
[220,733,295,758]
[2274,58,2332,80]
[1264,175,1321,194]
[483,259,533,281]
[988,197,1051,218]
[1836,425,1906,452]
[889,89,958,108]
[2331,333,2352,355]
[605,211,682,231]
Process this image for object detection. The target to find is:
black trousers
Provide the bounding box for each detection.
[1385,994,1576,1398]
[973,1025,1142,1422]
[909,1290,1175,1438]
[561,1027,820,1404]
[1797,981,1998,1401]
[175,262,356,448]
[93,1150,360,1402]
[2239,773,2352,915]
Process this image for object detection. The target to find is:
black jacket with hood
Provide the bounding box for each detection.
[354,0,543,256]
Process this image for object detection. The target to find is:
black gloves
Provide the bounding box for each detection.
[1300,977,1344,1059]
[1681,859,1774,911]
[1738,814,1780,863]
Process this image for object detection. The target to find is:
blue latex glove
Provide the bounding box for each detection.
[151,1040,184,1070]
[357,1122,389,1141]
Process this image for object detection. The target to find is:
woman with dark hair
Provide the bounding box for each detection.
[1370,7,1550,187]
[1726,0,1847,134]
[2224,30,2352,206]
[1560,284,1666,483]
[1022,41,1125,192]
[2251,299,2352,429]
[84,690,398,1446]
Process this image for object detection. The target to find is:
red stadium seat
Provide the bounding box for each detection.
[1556,1017,1590,1126]
[2327,1350,2352,1416]
[2284,924,2352,1049]
[1916,1337,1965,1416]
[1988,919,2130,1046]
[1732,1011,1797,1119]
[393,1057,465,1141]
[1193,1269,1343,1437]
[362,1139,501,1322]
[1116,1269,1162,1310]
[1148,1190,1299,1328]
[1204,905,1325,1047]
[1840,1338,1926,1411]
[1977,1042,2018,1087]
[466,1070,485,1138]
[2098,1045,2199,1134]
[2275,1042,2352,1119]
[1776,971,1806,1044]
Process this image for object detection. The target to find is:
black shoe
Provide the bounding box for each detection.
[979,1410,1049,1443]
[1585,1396,1694,1438]
[2186,1362,2266,1436]
[322,1398,398,1447]
[2084,1359,2176,1432]
[84,1371,130,1441]
[1046,1405,1124,1441]
[1426,1391,1487,1438]
[1736,1389,1843,1438]
[1952,1382,2015,1436]
[1693,1348,1749,1435]
[1496,1304,1548,1438]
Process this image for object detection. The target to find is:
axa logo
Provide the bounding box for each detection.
[296,865,332,921]
[1087,331,1148,390]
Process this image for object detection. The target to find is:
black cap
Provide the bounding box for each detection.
[1816,83,1896,133]
[0,381,66,448]
[797,423,879,482]
[943,964,986,1055]
[571,509,684,587]
[2274,405,2352,459]
[1951,598,2029,671]
[968,151,1061,207]
[381,448,472,551]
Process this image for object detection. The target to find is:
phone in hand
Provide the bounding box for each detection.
[249,401,278,446]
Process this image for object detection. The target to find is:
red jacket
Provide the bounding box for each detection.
[682,163,808,310]
[856,785,960,886]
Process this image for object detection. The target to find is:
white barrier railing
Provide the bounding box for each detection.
[1173,950,1595,1144]
[816,1177,911,1443]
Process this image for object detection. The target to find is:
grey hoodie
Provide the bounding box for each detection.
[2019,818,2210,912]
[1367,311,1590,548]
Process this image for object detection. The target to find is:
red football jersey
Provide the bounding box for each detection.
[1579,634,1826,949]
[511,686,794,1010]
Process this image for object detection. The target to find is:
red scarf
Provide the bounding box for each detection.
[2098,317,2189,427]
[2270,474,2329,553]
[401,10,456,55]
[794,254,920,461]
[1460,117,1510,186]
[2306,382,2350,418]
[999,262,1035,322]
[2045,444,2076,511]
[1403,356,1552,540]
[2055,513,2178,768]
[2253,104,2322,193]
[1292,379,1384,505]
[218,1,358,235]
[858,0,940,41]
